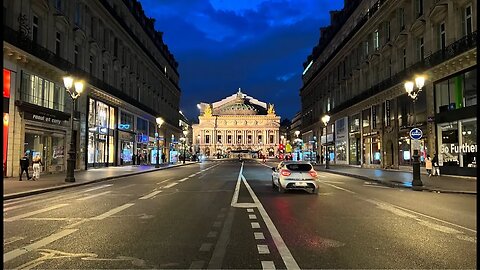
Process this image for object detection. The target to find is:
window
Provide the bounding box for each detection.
[90,16,95,37]
[416,36,424,60]
[136,117,148,135]
[372,104,381,129]
[398,8,405,30]
[205,135,210,144]
[32,15,39,44]
[119,111,134,131]
[258,135,262,143]
[114,38,118,57]
[435,69,477,113]
[402,48,407,69]
[227,135,232,144]
[237,135,242,144]
[385,21,390,42]
[217,135,222,143]
[415,0,423,17]
[55,0,62,11]
[439,22,446,50]
[269,135,274,144]
[89,55,94,74]
[362,108,371,132]
[384,100,391,127]
[74,45,79,67]
[55,32,61,56]
[74,2,81,26]
[373,29,379,50]
[20,72,65,112]
[463,5,473,36]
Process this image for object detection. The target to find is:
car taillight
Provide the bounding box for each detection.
[280,169,291,176]
[309,170,318,178]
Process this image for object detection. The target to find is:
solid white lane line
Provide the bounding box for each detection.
[3,236,25,245]
[363,184,390,189]
[254,232,265,240]
[139,190,162,200]
[164,182,178,188]
[257,245,270,254]
[242,175,300,269]
[251,222,260,229]
[3,229,78,262]
[249,214,257,220]
[83,184,113,192]
[247,209,254,213]
[261,261,276,270]
[91,203,135,220]
[4,204,69,222]
[178,178,189,182]
[77,191,111,201]
[230,163,244,206]
[322,182,356,194]
[188,174,196,178]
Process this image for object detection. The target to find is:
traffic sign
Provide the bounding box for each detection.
[410,128,423,140]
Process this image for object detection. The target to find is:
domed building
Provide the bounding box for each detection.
[193,89,281,157]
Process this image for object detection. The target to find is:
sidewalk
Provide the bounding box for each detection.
[3,162,195,200]
[313,164,477,194]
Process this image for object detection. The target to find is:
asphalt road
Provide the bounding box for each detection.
[3,159,477,269]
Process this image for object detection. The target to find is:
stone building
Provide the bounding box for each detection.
[193,89,281,158]
[3,0,183,177]
[300,0,476,176]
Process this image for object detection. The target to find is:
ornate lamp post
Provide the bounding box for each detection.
[182,129,189,164]
[321,115,330,169]
[63,76,84,182]
[155,117,164,168]
[404,75,425,190]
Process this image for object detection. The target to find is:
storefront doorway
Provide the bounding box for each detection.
[24,129,66,174]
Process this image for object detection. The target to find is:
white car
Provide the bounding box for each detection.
[271,161,319,194]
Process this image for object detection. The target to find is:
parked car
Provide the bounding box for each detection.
[271,161,319,194]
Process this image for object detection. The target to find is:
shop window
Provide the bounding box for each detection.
[136,117,148,135]
[461,119,477,168]
[349,114,360,133]
[362,108,371,132]
[119,111,134,131]
[439,122,459,166]
[439,22,446,50]
[464,69,477,107]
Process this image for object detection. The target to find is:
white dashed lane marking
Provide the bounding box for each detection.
[254,232,265,240]
[261,261,276,269]
[249,214,257,220]
[257,244,270,254]
[251,222,260,229]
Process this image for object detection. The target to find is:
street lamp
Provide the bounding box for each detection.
[155,117,164,168]
[182,129,188,164]
[321,114,330,169]
[63,76,84,182]
[404,75,425,189]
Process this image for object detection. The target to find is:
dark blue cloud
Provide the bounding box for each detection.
[138,0,344,122]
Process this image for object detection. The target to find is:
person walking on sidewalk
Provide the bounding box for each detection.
[425,154,433,177]
[32,154,42,180]
[432,154,440,176]
[19,154,32,181]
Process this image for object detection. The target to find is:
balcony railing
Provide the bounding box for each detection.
[4,25,177,126]
[328,30,477,116]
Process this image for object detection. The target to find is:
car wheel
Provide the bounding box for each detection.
[278,182,285,193]
[312,188,319,194]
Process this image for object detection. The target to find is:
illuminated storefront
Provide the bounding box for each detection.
[3,68,11,175]
[434,67,477,176]
[87,98,116,167]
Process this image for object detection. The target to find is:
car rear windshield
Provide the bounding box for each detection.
[286,164,312,171]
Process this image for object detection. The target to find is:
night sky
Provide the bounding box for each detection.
[139,0,344,122]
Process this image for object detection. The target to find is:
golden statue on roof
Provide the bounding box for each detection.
[267,103,275,115]
[204,104,212,117]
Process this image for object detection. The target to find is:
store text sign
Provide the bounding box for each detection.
[25,112,63,125]
[441,143,477,154]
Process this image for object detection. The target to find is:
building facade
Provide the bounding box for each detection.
[300,0,477,176]
[3,0,184,177]
[193,89,281,158]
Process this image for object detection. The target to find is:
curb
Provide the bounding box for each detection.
[3,163,195,201]
[316,168,477,195]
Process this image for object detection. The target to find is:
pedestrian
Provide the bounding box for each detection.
[32,153,42,180]
[425,154,433,177]
[19,153,32,181]
[316,154,320,164]
[432,154,440,176]
[162,153,166,163]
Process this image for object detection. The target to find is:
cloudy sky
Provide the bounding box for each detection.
[139,0,344,122]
